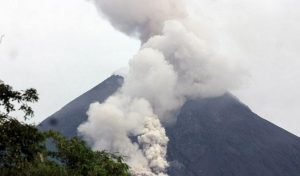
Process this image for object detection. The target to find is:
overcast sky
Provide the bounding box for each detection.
[0,0,300,136]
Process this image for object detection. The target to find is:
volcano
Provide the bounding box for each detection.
[39,75,300,176]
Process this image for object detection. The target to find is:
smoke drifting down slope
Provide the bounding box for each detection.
[78,0,244,175]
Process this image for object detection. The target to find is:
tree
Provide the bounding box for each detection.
[0,80,38,122]
[0,80,130,176]
[0,80,42,170]
[47,131,129,176]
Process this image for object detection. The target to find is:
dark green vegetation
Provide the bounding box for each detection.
[0,80,130,176]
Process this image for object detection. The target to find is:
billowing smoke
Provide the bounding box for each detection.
[79,95,168,174]
[92,0,186,41]
[79,0,244,175]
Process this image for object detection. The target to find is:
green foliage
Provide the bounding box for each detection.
[0,119,45,169]
[46,131,130,176]
[0,80,130,176]
[0,81,43,170]
[0,161,64,176]
[0,80,38,121]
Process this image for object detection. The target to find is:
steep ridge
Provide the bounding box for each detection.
[39,75,123,137]
[39,75,300,176]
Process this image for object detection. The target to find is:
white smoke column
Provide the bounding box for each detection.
[79,0,244,175]
[79,49,173,175]
[138,117,169,175]
[130,116,169,176]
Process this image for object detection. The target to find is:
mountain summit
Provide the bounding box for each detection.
[39,75,300,176]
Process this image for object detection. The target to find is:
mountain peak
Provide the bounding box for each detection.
[39,75,300,176]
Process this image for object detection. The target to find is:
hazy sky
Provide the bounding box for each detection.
[0,0,300,136]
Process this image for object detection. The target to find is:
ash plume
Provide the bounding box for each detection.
[92,0,186,41]
[79,0,244,175]
[138,117,169,174]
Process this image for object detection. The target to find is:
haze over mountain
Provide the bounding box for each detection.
[39,75,300,176]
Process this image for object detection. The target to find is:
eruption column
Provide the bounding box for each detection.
[79,0,244,175]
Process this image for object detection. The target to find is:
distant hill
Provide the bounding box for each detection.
[39,75,300,176]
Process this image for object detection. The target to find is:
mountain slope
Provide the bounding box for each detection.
[167,94,300,176]
[39,75,300,176]
[39,75,123,137]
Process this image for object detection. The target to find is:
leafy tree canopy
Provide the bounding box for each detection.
[0,80,130,176]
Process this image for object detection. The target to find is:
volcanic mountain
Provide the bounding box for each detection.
[39,75,300,176]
